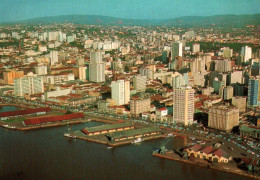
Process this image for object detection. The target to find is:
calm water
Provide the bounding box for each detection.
[0,106,252,180]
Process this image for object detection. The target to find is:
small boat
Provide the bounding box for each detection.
[64,133,76,138]
[3,124,15,129]
[131,137,143,144]
[107,146,113,149]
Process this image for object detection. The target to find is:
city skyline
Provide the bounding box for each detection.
[1,0,260,22]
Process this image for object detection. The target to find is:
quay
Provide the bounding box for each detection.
[153,151,260,179]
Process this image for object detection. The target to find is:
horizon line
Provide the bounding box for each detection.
[1,13,260,23]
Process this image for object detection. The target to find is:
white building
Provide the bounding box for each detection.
[111,80,130,106]
[14,74,44,96]
[79,66,87,81]
[50,51,58,66]
[35,65,47,75]
[89,51,105,82]
[173,86,194,125]
[133,75,146,92]
[192,43,200,53]
[241,46,252,62]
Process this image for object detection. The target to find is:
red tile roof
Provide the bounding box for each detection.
[24,113,84,125]
[190,144,202,152]
[201,146,214,154]
[0,107,51,118]
[212,148,226,157]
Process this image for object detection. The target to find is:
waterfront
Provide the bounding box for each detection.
[0,106,254,180]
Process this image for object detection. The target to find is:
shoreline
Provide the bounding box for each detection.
[0,119,89,131]
[153,153,260,179]
[64,131,164,147]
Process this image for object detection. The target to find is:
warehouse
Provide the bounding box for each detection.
[0,107,51,120]
[23,112,84,126]
[108,127,161,142]
[81,122,134,136]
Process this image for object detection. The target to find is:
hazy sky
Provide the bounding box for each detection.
[1,0,260,22]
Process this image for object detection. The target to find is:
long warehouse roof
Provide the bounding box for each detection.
[82,122,134,134]
[109,127,161,139]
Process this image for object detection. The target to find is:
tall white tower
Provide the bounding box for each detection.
[173,86,194,125]
[111,79,130,106]
[89,51,105,82]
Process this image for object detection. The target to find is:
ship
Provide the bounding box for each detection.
[64,133,76,139]
[3,124,16,129]
[131,137,143,144]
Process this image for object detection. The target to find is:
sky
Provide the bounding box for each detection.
[1,0,260,22]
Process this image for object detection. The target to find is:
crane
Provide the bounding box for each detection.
[153,136,173,155]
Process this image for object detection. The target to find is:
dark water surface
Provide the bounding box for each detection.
[0,106,252,180]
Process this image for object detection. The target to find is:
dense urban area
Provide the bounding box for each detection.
[0,23,259,178]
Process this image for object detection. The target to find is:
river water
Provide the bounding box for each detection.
[0,106,252,180]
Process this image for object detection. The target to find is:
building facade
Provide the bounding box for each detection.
[89,51,105,82]
[247,78,260,106]
[111,80,130,106]
[14,74,44,96]
[133,75,146,92]
[173,86,194,125]
[130,98,151,117]
[208,105,239,131]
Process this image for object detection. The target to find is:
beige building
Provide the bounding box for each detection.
[133,75,146,92]
[130,98,151,117]
[223,86,234,100]
[3,70,24,84]
[173,86,194,125]
[208,105,239,131]
[232,96,247,113]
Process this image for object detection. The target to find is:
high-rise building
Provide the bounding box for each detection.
[50,51,58,65]
[3,70,24,84]
[35,65,47,75]
[171,42,182,60]
[192,43,200,53]
[223,86,234,100]
[111,79,130,106]
[133,75,146,92]
[227,71,243,85]
[208,105,239,131]
[173,86,194,125]
[241,46,252,62]
[79,66,87,81]
[222,47,233,58]
[232,96,247,113]
[14,73,44,96]
[215,59,231,73]
[247,77,260,106]
[130,98,150,117]
[89,51,105,82]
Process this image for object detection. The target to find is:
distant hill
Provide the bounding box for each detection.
[2,14,260,26]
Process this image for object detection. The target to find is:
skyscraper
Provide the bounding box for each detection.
[133,75,146,92]
[247,77,260,106]
[192,43,200,53]
[50,51,58,65]
[173,86,194,125]
[241,46,252,62]
[111,79,130,106]
[79,66,87,81]
[171,42,182,60]
[89,51,105,83]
